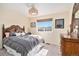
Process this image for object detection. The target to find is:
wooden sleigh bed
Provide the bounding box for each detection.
[2,24,44,56]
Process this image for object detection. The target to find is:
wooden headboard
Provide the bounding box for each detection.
[2,24,25,39]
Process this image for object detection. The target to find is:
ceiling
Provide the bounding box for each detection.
[1,3,73,17]
[28,3,73,17]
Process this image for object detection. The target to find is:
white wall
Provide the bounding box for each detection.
[0,24,2,48]
[0,4,30,32]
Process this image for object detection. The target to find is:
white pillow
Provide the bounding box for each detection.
[21,32,25,36]
[5,32,10,37]
[15,32,25,36]
[15,33,21,36]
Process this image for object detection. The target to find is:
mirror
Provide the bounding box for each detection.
[70,3,79,38]
[75,10,79,18]
[74,10,79,29]
[70,3,79,32]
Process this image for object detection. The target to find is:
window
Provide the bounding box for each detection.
[37,18,52,31]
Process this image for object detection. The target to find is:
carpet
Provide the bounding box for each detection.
[35,48,48,56]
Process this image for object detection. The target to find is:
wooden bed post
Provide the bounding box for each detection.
[2,24,5,48]
[2,24,5,39]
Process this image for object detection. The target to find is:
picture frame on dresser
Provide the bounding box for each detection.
[55,18,64,29]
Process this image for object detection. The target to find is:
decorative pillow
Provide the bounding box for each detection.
[9,32,25,36]
[9,32,16,36]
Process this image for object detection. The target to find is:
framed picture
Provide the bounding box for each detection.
[55,19,64,29]
[30,22,36,27]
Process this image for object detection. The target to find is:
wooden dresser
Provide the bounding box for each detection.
[61,34,79,56]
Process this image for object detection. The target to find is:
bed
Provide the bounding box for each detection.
[2,24,45,56]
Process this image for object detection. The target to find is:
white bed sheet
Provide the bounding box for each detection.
[4,45,21,56]
[3,43,44,56]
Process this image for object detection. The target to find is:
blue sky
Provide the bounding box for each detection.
[37,21,52,27]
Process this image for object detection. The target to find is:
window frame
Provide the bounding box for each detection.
[36,18,53,32]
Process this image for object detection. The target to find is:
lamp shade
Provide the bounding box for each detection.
[29,5,38,16]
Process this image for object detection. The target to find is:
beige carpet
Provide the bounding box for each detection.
[0,44,61,56]
[44,44,61,56]
[35,48,48,56]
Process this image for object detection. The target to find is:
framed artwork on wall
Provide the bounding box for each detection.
[55,19,64,29]
[30,22,36,27]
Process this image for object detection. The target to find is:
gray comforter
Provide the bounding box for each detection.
[3,35,44,56]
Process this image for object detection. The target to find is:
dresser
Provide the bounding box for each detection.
[61,34,79,56]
